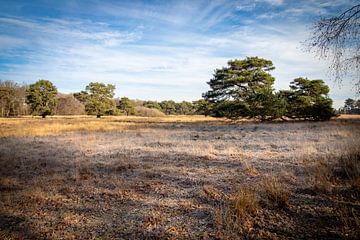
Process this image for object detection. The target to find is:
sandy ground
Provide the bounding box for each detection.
[0,116,359,239]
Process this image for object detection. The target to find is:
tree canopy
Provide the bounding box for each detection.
[159,100,177,115]
[203,56,275,103]
[203,56,284,120]
[117,97,135,116]
[280,78,335,120]
[143,101,162,110]
[26,79,57,118]
[77,82,116,118]
[202,57,335,121]
[342,98,360,114]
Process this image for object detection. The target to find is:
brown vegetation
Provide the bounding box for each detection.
[0,115,359,239]
[55,94,85,115]
[134,106,166,117]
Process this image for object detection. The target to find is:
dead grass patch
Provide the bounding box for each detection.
[244,164,259,176]
[214,188,260,239]
[233,188,259,218]
[202,185,223,202]
[1,116,360,239]
[76,167,96,181]
[261,176,290,209]
[0,118,134,137]
[309,146,360,192]
[339,206,360,238]
[335,151,360,189]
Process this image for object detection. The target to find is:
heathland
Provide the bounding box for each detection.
[0,115,360,239]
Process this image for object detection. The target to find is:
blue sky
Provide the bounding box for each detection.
[0,0,358,108]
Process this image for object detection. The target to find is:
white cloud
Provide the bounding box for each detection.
[0,35,27,49]
[0,1,356,107]
[260,0,284,5]
[0,17,141,48]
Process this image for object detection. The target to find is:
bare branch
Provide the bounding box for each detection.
[306,4,360,92]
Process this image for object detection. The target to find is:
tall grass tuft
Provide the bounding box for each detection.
[262,177,290,209]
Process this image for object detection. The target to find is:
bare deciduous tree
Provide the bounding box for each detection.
[307,4,360,91]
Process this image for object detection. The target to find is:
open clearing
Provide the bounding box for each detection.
[1,116,360,239]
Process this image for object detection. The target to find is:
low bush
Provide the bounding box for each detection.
[135,106,165,117]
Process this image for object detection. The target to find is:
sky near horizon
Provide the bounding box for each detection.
[0,0,358,108]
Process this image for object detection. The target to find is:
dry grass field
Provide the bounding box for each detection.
[0,115,360,239]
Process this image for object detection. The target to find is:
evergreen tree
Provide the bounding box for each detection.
[26,79,57,118]
[193,99,213,116]
[117,97,135,116]
[203,56,281,120]
[175,101,195,115]
[159,100,177,115]
[143,100,161,110]
[82,82,116,118]
[281,78,335,120]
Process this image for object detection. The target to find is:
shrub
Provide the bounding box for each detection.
[134,106,165,117]
[55,94,85,115]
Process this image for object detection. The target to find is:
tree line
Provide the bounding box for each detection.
[338,98,360,114]
[0,80,205,118]
[0,56,345,120]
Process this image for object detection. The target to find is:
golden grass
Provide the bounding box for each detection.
[262,176,290,209]
[0,115,224,137]
[1,114,358,138]
[337,114,360,119]
[0,118,133,137]
[233,188,259,218]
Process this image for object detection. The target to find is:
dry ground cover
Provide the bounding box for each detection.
[0,116,360,239]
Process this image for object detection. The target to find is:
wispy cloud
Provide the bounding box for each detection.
[0,0,357,107]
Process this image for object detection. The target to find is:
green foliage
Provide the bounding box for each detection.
[26,79,57,118]
[203,57,335,121]
[79,82,116,118]
[345,98,356,109]
[204,57,275,103]
[73,91,89,104]
[159,100,177,115]
[117,97,135,116]
[211,100,250,119]
[248,89,287,121]
[144,100,196,115]
[193,99,213,116]
[203,56,280,120]
[0,81,16,117]
[342,98,360,114]
[175,101,195,115]
[143,100,162,110]
[281,77,335,120]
